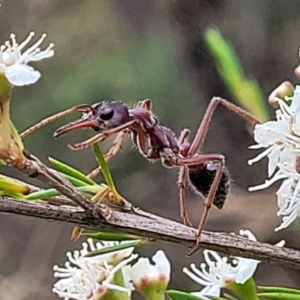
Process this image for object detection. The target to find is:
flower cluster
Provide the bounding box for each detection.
[53,230,284,300]
[52,239,170,300]
[249,86,300,230]
[53,239,137,299]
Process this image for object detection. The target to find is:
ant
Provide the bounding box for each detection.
[21,97,259,252]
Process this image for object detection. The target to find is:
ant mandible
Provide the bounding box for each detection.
[21,97,259,252]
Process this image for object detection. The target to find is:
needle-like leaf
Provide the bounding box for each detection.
[49,156,96,185]
[204,27,269,122]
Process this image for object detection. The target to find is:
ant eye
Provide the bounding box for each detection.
[100,108,114,120]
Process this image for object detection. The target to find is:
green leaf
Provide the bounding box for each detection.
[84,240,146,257]
[257,292,300,300]
[92,143,120,197]
[0,191,24,198]
[49,156,96,185]
[25,185,100,200]
[0,175,29,196]
[167,290,229,300]
[167,290,205,300]
[204,27,269,122]
[82,231,144,241]
[25,188,61,200]
[209,297,233,300]
[259,287,300,295]
[64,174,90,187]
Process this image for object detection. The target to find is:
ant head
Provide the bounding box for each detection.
[54,101,130,137]
[89,101,130,129]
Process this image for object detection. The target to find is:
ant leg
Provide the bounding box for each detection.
[188,97,260,155]
[20,104,94,138]
[69,119,137,150]
[178,128,191,144]
[178,98,257,253]
[166,153,225,253]
[135,98,152,110]
[87,168,100,179]
[177,128,192,226]
[104,131,127,161]
[178,166,192,226]
[87,131,127,179]
[187,155,224,256]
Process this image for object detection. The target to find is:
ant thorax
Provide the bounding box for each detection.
[129,109,180,160]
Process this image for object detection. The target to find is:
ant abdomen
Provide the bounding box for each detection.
[188,161,230,209]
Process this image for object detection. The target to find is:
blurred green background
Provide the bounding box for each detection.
[0,0,300,299]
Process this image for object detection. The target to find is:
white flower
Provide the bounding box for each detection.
[52,239,137,300]
[129,250,171,300]
[249,86,300,230]
[0,32,54,86]
[275,177,300,231]
[183,230,284,299]
[129,250,171,289]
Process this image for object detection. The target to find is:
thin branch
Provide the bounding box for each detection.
[1,196,299,271]
[15,151,103,217]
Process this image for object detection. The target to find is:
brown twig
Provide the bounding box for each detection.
[0,196,299,270]
[13,151,103,218]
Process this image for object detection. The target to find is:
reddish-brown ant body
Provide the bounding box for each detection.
[22,97,259,251]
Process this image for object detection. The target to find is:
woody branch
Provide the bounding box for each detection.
[0,195,299,271]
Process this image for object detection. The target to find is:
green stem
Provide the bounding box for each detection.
[0,95,12,155]
[10,120,24,150]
